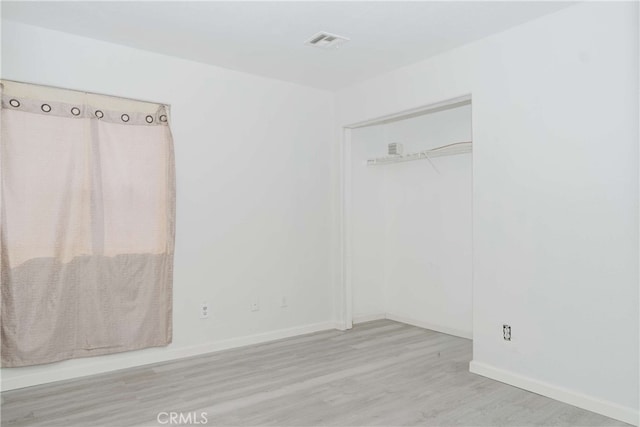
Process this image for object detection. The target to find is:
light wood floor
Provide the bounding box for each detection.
[1,320,630,427]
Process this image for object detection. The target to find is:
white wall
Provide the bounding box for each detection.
[351,105,473,339]
[350,125,387,319]
[383,106,473,337]
[337,2,639,424]
[1,21,336,390]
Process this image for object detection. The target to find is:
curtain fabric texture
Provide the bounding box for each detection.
[0,81,175,367]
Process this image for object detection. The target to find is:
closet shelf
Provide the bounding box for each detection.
[366,141,472,166]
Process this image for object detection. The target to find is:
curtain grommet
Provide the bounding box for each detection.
[146,115,154,124]
[41,104,52,113]
[71,107,81,116]
[121,114,130,123]
[9,99,20,108]
[159,115,167,123]
[95,110,104,119]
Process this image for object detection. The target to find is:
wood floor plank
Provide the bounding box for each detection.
[0,320,630,427]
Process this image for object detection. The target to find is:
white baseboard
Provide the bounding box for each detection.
[332,321,349,331]
[352,313,386,324]
[385,312,472,339]
[1,321,337,391]
[469,360,639,426]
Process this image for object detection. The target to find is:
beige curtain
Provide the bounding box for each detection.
[0,81,175,367]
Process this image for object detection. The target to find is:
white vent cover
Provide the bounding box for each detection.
[305,32,350,49]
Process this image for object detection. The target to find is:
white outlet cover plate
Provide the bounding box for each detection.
[200,303,210,319]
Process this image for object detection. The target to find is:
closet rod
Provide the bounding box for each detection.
[366,141,472,166]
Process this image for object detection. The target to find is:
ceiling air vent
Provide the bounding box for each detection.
[304,32,350,49]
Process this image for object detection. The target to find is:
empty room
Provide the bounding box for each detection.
[0,1,638,426]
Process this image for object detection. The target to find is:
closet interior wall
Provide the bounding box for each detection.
[350,103,473,338]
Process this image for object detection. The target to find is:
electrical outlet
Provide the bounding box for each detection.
[280,297,288,308]
[251,300,260,312]
[200,302,210,319]
[503,324,511,341]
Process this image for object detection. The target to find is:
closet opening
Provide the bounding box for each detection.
[341,96,473,341]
